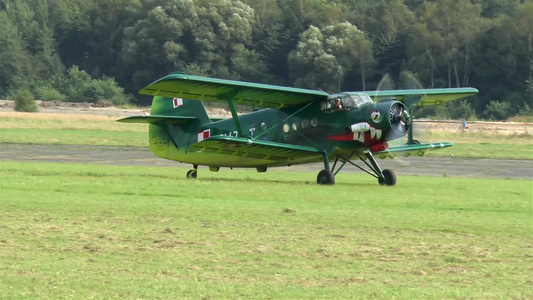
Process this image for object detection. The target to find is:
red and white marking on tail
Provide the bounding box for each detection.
[197,129,210,142]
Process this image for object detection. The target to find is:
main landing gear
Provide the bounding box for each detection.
[186,165,198,179]
[317,151,396,186]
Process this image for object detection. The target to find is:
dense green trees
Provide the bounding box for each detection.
[0,0,531,120]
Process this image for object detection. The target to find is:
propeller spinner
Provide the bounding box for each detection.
[388,102,411,138]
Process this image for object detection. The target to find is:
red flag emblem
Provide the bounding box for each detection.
[196,129,210,142]
[173,98,183,108]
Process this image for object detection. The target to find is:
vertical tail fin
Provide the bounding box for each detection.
[147,96,211,159]
[118,96,211,160]
[150,96,211,124]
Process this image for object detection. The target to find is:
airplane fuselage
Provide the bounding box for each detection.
[149,99,406,168]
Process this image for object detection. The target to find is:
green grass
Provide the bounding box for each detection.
[1,161,531,299]
[0,128,148,146]
[428,143,533,159]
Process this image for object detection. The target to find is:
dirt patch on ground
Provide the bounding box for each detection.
[419,120,532,136]
[1,100,531,135]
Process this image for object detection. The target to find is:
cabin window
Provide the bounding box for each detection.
[321,93,358,113]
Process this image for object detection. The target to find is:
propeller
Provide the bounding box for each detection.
[374,72,433,161]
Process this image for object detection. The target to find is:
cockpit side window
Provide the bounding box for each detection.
[341,95,356,109]
[351,94,363,107]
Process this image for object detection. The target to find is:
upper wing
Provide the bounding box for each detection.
[139,72,329,108]
[373,142,453,158]
[189,136,323,162]
[364,88,478,107]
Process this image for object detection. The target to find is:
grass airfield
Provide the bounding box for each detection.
[0,112,532,299]
[1,162,532,299]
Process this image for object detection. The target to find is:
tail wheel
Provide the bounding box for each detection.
[317,169,335,185]
[186,170,197,179]
[379,169,396,186]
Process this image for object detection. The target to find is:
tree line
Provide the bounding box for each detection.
[1,0,532,120]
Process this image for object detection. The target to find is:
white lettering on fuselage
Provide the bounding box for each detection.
[219,131,239,137]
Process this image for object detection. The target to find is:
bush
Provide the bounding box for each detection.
[413,100,475,120]
[482,100,512,121]
[49,66,129,105]
[84,77,128,106]
[11,89,38,112]
[447,100,476,120]
[413,104,448,119]
[519,103,533,116]
[63,66,92,102]
[35,86,65,101]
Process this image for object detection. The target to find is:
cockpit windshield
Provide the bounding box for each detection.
[321,93,373,113]
[351,93,373,106]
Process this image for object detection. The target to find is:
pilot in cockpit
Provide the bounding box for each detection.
[335,98,343,110]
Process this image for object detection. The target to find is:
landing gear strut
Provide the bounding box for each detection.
[186,165,198,179]
[317,151,335,185]
[316,151,396,186]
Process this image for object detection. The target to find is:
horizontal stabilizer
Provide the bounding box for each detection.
[209,117,228,122]
[373,142,453,158]
[190,136,323,162]
[117,115,196,124]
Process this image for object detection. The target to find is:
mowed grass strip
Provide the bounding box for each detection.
[0,112,146,132]
[1,161,531,299]
[2,112,533,158]
[0,113,148,146]
[421,130,533,159]
[0,128,148,147]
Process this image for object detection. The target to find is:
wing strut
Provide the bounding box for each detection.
[403,95,423,145]
[217,90,246,138]
[227,98,244,137]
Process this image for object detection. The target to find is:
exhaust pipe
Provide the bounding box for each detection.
[346,122,371,133]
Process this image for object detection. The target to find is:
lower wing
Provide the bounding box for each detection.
[373,142,452,158]
[189,136,323,163]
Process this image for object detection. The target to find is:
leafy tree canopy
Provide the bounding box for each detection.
[0,0,531,119]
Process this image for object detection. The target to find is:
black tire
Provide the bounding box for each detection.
[317,169,335,185]
[379,169,396,186]
[186,170,197,179]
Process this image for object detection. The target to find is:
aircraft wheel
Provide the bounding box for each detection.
[186,169,197,179]
[317,169,335,185]
[379,169,396,186]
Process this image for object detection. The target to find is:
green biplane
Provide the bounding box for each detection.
[119,72,478,186]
